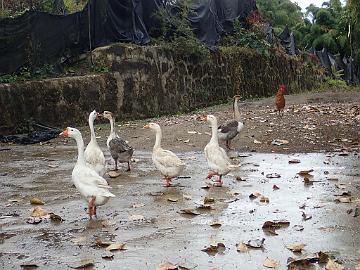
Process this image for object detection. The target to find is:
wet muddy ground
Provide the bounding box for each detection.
[1,147,360,269]
[1,89,360,269]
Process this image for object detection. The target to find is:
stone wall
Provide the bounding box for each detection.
[0,44,323,134]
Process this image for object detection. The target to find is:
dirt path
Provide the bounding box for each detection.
[72,88,360,155]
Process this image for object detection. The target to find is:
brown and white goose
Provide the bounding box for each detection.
[217,95,244,150]
[102,111,134,171]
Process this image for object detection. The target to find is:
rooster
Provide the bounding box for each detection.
[275,84,286,116]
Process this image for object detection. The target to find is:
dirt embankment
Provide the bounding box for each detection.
[75,89,360,154]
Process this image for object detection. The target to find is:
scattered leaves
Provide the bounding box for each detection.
[105,243,127,252]
[249,192,261,199]
[236,243,249,252]
[263,258,280,268]
[209,221,223,227]
[179,209,200,216]
[260,196,270,203]
[30,198,44,205]
[201,242,226,255]
[262,220,290,235]
[286,243,305,253]
[31,206,48,218]
[335,197,352,203]
[325,259,344,270]
[69,258,94,269]
[246,238,265,249]
[156,262,178,270]
[289,159,301,164]
[298,169,314,177]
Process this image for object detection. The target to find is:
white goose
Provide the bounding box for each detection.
[144,123,185,187]
[218,95,244,150]
[60,127,115,219]
[84,110,106,176]
[200,115,239,186]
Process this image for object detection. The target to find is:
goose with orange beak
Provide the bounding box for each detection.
[200,115,239,186]
[144,123,185,187]
[60,127,115,219]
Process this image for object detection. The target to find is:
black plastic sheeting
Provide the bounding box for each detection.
[0,0,257,75]
[279,26,298,56]
[0,124,61,144]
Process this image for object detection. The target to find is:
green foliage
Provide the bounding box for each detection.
[0,65,54,83]
[323,76,349,88]
[152,0,210,60]
[220,20,271,56]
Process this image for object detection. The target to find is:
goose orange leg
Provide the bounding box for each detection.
[206,171,218,179]
[88,196,96,219]
[163,177,172,187]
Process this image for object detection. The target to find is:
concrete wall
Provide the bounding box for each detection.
[0,44,323,134]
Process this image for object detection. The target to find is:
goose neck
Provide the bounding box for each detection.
[89,116,97,143]
[74,134,86,165]
[210,119,219,145]
[153,128,162,149]
[233,99,241,121]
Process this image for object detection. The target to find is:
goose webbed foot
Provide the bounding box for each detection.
[163,177,172,187]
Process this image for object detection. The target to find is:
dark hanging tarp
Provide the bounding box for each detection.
[279,26,297,56]
[0,0,257,75]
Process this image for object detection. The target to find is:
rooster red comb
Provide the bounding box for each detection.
[279,84,286,89]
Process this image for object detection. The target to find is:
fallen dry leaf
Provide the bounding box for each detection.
[293,225,304,231]
[262,220,290,235]
[273,185,280,190]
[335,197,352,203]
[179,209,200,215]
[254,139,262,144]
[101,252,114,260]
[204,197,215,204]
[156,262,178,270]
[287,256,318,269]
[263,258,280,268]
[69,258,94,269]
[289,159,301,164]
[30,198,44,205]
[325,259,344,270]
[209,221,222,227]
[286,243,305,253]
[105,243,127,252]
[108,171,121,178]
[201,242,226,255]
[31,206,48,218]
[246,238,265,249]
[49,212,63,222]
[167,197,178,202]
[354,208,360,217]
[249,192,262,199]
[95,238,114,247]
[298,169,314,177]
[260,196,270,203]
[236,243,248,252]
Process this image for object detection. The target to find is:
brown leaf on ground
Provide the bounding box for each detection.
[293,225,304,231]
[289,159,301,164]
[236,243,249,252]
[201,243,226,255]
[101,252,114,260]
[249,192,262,199]
[260,196,270,203]
[246,238,265,249]
[204,197,215,204]
[298,169,314,177]
[179,209,200,215]
[325,259,344,270]
[156,262,178,270]
[263,258,280,268]
[31,206,49,218]
[30,198,44,205]
[49,212,63,222]
[354,208,360,217]
[273,185,280,190]
[287,256,318,269]
[335,197,352,203]
[95,239,114,247]
[69,258,94,269]
[262,220,290,235]
[286,243,305,253]
[209,221,223,227]
[271,139,289,146]
[105,243,127,252]
[167,197,178,202]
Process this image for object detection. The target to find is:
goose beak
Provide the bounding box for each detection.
[143,124,150,129]
[59,128,69,137]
